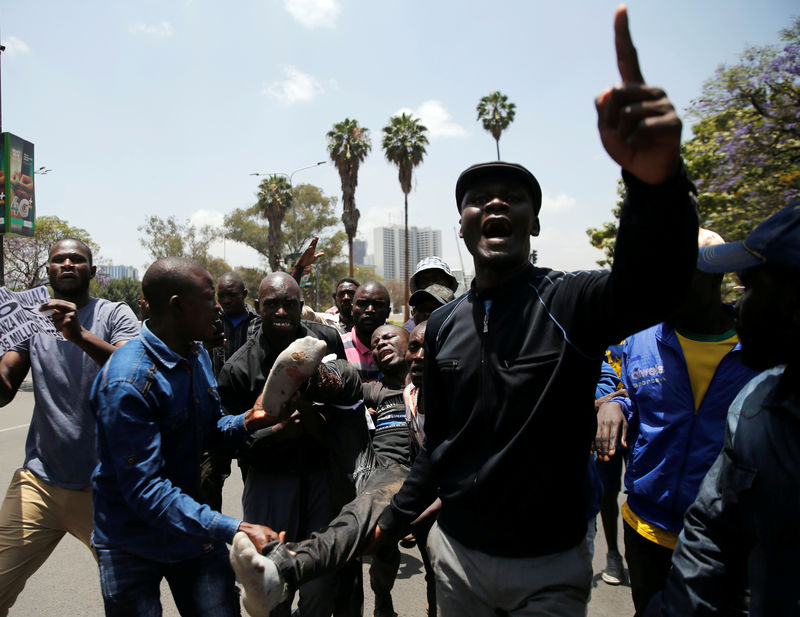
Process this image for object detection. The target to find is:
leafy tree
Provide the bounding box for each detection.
[235,266,267,307]
[588,18,800,271]
[476,91,517,160]
[255,175,293,271]
[384,279,406,318]
[95,277,142,317]
[327,119,372,277]
[684,17,800,239]
[138,215,219,265]
[382,113,429,321]
[205,256,236,282]
[585,180,625,268]
[224,183,347,309]
[2,215,100,290]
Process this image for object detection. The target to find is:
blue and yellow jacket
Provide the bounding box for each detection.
[616,322,758,534]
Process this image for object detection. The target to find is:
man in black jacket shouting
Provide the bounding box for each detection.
[371,7,698,616]
[228,7,699,616]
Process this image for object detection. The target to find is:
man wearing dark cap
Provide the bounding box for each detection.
[406,283,455,332]
[647,201,800,617]
[369,8,699,616]
[403,258,459,333]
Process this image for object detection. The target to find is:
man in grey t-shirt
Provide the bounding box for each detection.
[0,238,139,615]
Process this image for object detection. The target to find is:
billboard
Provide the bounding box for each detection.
[0,133,35,236]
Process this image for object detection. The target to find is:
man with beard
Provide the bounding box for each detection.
[0,239,140,615]
[342,281,391,383]
[218,272,354,617]
[647,202,800,617]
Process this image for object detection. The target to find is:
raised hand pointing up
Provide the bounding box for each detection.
[596,5,682,185]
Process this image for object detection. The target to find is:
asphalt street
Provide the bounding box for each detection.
[2,383,634,616]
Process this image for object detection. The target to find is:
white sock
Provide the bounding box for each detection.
[230,532,287,616]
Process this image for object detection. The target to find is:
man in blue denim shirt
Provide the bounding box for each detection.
[91,257,282,617]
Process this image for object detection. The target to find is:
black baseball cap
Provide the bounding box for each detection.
[455,162,542,214]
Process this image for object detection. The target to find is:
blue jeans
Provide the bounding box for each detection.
[97,544,240,617]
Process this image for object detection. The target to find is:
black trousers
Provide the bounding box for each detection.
[267,457,410,594]
[623,521,674,617]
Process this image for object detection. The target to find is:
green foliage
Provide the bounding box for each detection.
[684,17,800,239]
[224,183,347,310]
[138,215,220,266]
[587,17,800,266]
[234,266,267,306]
[3,215,100,290]
[382,113,430,318]
[476,91,517,159]
[585,180,625,268]
[256,175,293,269]
[327,118,372,275]
[382,113,429,196]
[95,277,142,318]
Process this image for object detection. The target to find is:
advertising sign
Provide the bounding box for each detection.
[0,133,36,236]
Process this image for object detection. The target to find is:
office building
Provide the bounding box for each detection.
[100,265,139,281]
[373,225,442,282]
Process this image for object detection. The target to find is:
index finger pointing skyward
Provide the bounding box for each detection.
[614,5,645,84]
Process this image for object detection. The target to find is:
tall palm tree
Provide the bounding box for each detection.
[256,174,292,271]
[382,113,429,321]
[476,91,516,160]
[327,118,372,276]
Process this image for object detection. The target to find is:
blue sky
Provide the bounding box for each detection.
[2,0,797,278]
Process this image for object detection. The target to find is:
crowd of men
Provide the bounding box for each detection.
[0,6,799,617]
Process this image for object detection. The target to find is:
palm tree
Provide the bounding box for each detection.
[382,113,429,321]
[256,175,292,271]
[327,119,372,276]
[476,91,516,160]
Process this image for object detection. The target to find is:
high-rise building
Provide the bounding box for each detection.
[373,225,442,282]
[353,239,367,266]
[100,265,139,281]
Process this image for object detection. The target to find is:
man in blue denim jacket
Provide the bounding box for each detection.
[91,257,281,617]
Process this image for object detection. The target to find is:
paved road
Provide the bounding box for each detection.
[2,384,634,616]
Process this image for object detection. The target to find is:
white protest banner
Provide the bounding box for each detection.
[0,286,65,354]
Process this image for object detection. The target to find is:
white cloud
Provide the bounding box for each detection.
[129,21,174,38]
[395,100,467,139]
[285,0,340,29]
[190,209,224,228]
[262,65,325,105]
[2,36,29,56]
[541,192,576,213]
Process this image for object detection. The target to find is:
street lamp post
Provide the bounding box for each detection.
[250,161,326,251]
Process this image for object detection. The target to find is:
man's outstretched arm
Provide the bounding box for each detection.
[584,5,698,347]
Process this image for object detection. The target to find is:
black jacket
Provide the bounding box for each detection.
[378,168,699,557]
[217,321,346,473]
[649,364,800,617]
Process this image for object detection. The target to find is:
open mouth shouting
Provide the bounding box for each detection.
[482,217,513,240]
